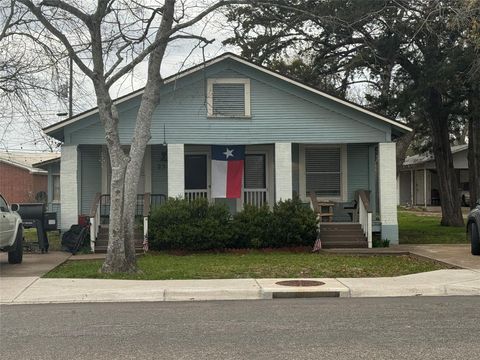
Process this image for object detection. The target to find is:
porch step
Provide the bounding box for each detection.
[97,227,143,237]
[94,225,144,253]
[94,245,144,253]
[319,223,367,249]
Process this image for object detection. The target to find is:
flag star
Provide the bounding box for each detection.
[223,148,234,159]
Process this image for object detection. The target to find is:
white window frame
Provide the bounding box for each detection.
[52,174,61,203]
[299,144,348,202]
[238,145,274,211]
[207,78,251,118]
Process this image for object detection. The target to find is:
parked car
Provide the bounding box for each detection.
[0,194,23,263]
[467,200,480,256]
[460,183,470,207]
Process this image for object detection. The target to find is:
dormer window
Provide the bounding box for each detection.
[207,78,251,117]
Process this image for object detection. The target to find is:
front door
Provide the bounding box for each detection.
[184,154,208,200]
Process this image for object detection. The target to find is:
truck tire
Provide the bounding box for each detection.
[470,222,480,256]
[8,225,23,264]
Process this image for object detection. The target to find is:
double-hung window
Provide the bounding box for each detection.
[207,78,251,117]
[52,174,61,202]
[305,147,341,197]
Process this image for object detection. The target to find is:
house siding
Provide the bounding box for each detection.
[65,60,390,146]
[347,144,370,201]
[80,146,101,215]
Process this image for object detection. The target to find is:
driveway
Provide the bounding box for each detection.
[397,244,480,271]
[0,251,70,277]
[0,251,70,303]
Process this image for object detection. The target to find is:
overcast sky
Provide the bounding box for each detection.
[1,3,237,153]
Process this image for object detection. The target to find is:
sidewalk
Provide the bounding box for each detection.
[1,269,479,304]
[1,246,479,305]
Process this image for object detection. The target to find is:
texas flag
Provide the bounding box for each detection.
[211,145,245,198]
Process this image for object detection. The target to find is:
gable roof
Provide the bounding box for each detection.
[0,151,60,174]
[43,52,412,135]
[403,144,468,167]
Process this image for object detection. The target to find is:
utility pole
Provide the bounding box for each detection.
[68,56,73,118]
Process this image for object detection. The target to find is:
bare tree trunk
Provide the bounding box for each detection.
[468,91,480,209]
[104,0,175,271]
[426,88,464,226]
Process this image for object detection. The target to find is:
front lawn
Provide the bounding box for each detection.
[44,251,448,280]
[399,211,467,244]
[24,228,61,250]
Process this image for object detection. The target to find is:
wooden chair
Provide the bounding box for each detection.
[309,192,334,222]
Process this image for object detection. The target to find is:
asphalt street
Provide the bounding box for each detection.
[1,297,479,359]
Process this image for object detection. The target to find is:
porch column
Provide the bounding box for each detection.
[378,142,399,243]
[410,170,414,205]
[423,167,427,207]
[60,145,79,231]
[167,144,184,198]
[275,142,292,202]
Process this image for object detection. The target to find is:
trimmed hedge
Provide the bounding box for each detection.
[149,198,232,251]
[149,197,318,251]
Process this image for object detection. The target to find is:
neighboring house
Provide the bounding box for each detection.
[42,53,410,250]
[0,151,59,203]
[398,144,469,207]
[32,156,62,226]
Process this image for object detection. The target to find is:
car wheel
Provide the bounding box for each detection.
[470,222,480,256]
[8,226,23,264]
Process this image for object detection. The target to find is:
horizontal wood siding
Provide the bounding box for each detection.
[347,144,370,201]
[65,60,389,145]
[80,146,101,215]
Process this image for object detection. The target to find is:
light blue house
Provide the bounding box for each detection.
[43,53,410,251]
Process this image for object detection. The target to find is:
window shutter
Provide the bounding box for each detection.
[305,148,341,197]
[212,83,245,116]
[244,154,266,189]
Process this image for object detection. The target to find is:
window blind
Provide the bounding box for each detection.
[305,147,341,197]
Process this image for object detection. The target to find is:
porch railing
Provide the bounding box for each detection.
[357,190,373,248]
[90,193,166,253]
[89,192,102,253]
[184,189,208,201]
[244,189,267,207]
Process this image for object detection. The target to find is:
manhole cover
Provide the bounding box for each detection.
[275,280,325,287]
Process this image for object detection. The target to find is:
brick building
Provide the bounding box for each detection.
[0,151,60,203]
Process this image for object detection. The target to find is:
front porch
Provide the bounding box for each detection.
[58,141,398,251]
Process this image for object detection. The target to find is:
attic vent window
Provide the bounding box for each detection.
[207,78,251,117]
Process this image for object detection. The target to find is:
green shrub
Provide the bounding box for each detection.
[270,198,318,247]
[230,205,274,248]
[149,198,232,251]
[149,197,318,251]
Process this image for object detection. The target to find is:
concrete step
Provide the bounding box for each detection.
[321,241,368,249]
[320,223,362,230]
[94,245,144,253]
[95,240,143,247]
[320,229,365,236]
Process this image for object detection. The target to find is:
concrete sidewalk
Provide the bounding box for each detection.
[1,246,479,304]
[1,269,479,304]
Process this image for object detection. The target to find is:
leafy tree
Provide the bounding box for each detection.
[226,0,477,225]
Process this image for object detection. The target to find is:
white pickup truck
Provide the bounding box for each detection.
[0,194,23,264]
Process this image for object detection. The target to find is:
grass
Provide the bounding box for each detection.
[398,210,467,244]
[24,228,61,250]
[44,251,448,280]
